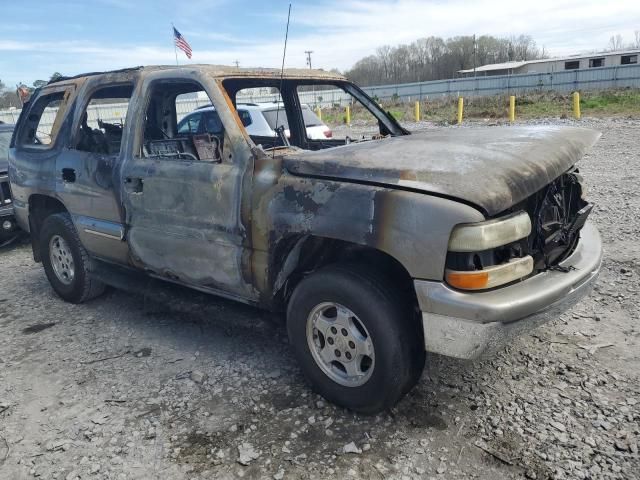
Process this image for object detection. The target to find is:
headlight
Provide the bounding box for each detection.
[448,211,531,252]
[446,256,534,290]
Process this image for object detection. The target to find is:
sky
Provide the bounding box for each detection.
[0,0,639,87]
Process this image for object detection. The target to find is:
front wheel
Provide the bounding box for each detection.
[286,265,425,414]
[40,213,105,303]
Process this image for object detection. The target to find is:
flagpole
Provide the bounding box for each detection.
[171,23,179,66]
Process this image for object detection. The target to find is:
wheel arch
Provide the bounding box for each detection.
[28,194,69,262]
[269,234,420,319]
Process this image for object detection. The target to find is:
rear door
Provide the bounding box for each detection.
[55,82,134,263]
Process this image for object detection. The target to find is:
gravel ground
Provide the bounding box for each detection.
[0,118,638,480]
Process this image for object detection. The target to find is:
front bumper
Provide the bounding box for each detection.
[415,221,602,359]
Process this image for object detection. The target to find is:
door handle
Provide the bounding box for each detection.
[62,168,76,183]
[125,177,144,193]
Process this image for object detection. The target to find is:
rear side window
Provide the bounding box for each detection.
[301,106,322,127]
[177,113,202,134]
[17,89,72,148]
[203,111,223,134]
[238,110,252,127]
[261,108,289,130]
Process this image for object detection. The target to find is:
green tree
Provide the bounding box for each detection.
[33,79,48,89]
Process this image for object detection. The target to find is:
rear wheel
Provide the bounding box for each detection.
[287,264,424,414]
[40,213,105,303]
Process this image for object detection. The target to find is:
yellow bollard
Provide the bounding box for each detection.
[509,95,516,122]
[415,101,420,122]
[345,105,351,124]
[572,92,581,119]
[457,97,464,125]
[315,106,322,121]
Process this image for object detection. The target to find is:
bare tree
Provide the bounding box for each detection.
[635,30,640,49]
[608,34,624,51]
[344,34,545,86]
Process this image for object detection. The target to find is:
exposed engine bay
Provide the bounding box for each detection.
[445,169,591,278]
[525,170,591,270]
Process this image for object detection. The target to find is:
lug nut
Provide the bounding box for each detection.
[341,328,348,336]
[327,337,334,345]
[330,327,337,334]
[348,341,355,349]
[345,352,352,360]
[334,350,341,357]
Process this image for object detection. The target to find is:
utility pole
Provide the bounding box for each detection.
[234,60,240,69]
[473,34,477,78]
[305,50,315,108]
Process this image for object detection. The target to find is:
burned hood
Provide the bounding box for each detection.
[284,126,600,215]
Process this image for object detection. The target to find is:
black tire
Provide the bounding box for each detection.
[287,264,425,414]
[40,212,105,304]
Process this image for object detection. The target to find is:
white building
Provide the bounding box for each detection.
[458,49,639,77]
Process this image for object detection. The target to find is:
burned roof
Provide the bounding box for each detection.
[48,64,345,85]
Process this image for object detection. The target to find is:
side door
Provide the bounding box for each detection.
[55,82,134,263]
[120,73,256,300]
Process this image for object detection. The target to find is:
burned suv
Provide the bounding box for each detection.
[8,66,602,413]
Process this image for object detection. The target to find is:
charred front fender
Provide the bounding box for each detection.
[250,160,485,301]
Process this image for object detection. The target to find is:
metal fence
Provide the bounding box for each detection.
[2,64,639,128]
[357,64,640,102]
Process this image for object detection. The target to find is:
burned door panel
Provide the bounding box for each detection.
[54,82,133,262]
[122,157,253,297]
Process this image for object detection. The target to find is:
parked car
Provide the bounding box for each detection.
[0,123,19,243]
[178,102,332,140]
[8,66,602,413]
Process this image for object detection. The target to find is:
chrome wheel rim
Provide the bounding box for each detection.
[49,235,75,285]
[306,302,375,387]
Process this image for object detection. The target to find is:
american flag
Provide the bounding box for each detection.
[173,27,192,59]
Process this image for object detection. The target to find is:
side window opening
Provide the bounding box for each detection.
[18,89,71,147]
[74,84,132,155]
[141,80,223,162]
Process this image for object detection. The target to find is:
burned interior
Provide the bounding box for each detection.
[74,84,132,156]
